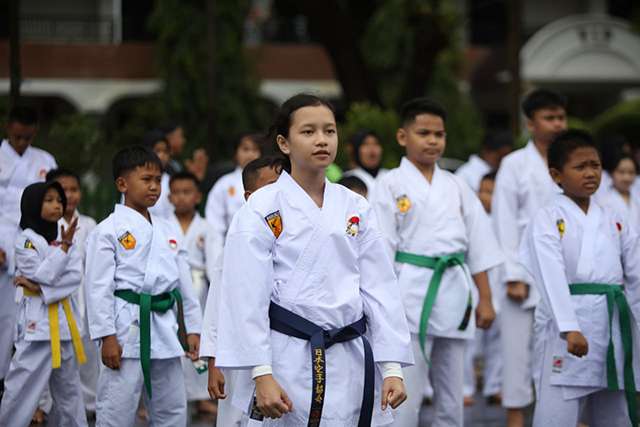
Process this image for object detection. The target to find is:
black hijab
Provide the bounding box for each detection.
[350,130,382,177]
[20,181,67,244]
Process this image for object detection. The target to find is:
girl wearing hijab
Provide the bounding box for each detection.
[343,130,388,197]
[0,181,88,427]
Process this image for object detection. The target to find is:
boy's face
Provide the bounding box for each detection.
[169,178,202,214]
[235,138,262,169]
[526,107,567,145]
[478,178,494,213]
[153,140,171,169]
[550,147,601,201]
[117,164,162,212]
[167,126,186,158]
[397,114,446,167]
[4,122,38,155]
[244,166,280,201]
[55,176,81,217]
[41,187,64,223]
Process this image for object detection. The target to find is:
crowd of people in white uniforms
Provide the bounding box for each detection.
[0,85,639,427]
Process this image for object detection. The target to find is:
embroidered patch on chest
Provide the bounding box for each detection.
[197,235,205,248]
[229,186,235,196]
[552,356,563,373]
[39,168,47,179]
[169,239,178,250]
[265,211,283,238]
[24,239,37,252]
[616,222,622,234]
[118,231,136,250]
[557,219,565,238]
[396,195,411,213]
[346,215,360,237]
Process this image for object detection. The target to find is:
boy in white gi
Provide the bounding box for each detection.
[492,89,567,427]
[203,155,281,427]
[204,131,262,241]
[167,171,222,414]
[519,129,640,427]
[47,167,99,416]
[0,181,87,426]
[455,130,513,192]
[0,106,57,387]
[215,94,413,426]
[372,97,503,427]
[84,146,203,426]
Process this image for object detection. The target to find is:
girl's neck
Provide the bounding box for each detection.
[175,210,196,233]
[290,167,326,208]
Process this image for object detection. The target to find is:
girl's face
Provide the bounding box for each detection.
[277,106,338,174]
[153,140,170,169]
[41,187,64,222]
[235,138,262,169]
[612,158,637,193]
[358,135,383,170]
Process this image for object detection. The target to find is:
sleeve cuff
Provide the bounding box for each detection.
[251,364,273,379]
[379,361,403,380]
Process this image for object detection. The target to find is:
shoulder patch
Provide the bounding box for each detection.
[396,194,411,213]
[556,219,565,238]
[229,186,235,196]
[265,211,282,238]
[24,239,37,252]
[118,231,136,250]
[616,222,622,234]
[346,215,360,237]
[197,235,205,248]
[169,239,178,250]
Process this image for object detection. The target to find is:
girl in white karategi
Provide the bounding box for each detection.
[204,131,262,241]
[519,130,640,427]
[371,97,503,427]
[598,153,640,231]
[342,130,388,197]
[214,94,413,426]
[0,181,87,427]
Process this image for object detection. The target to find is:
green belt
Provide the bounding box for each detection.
[114,289,189,399]
[395,251,472,366]
[569,283,637,427]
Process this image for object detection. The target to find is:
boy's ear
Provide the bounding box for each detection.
[195,190,203,205]
[276,135,290,155]
[525,117,536,134]
[396,128,407,147]
[116,176,127,193]
[549,167,563,185]
[244,190,252,201]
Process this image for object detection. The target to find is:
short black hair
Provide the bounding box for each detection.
[156,120,180,135]
[521,89,567,119]
[7,106,38,127]
[400,97,447,127]
[338,176,368,194]
[169,171,200,190]
[481,130,514,151]
[548,129,601,172]
[112,145,162,181]
[232,131,264,156]
[46,167,81,187]
[243,156,279,193]
[141,129,168,150]
[481,171,497,182]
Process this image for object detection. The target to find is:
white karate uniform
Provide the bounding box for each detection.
[519,194,640,427]
[204,167,245,241]
[371,158,503,427]
[454,154,492,193]
[0,229,86,426]
[342,166,388,197]
[169,212,222,402]
[84,204,203,426]
[0,140,56,380]
[491,140,562,408]
[596,187,640,233]
[215,171,414,426]
[149,172,174,218]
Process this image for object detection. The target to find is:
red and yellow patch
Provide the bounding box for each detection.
[616,222,622,234]
[557,219,565,238]
[118,231,136,250]
[265,211,282,238]
[396,195,411,213]
[346,215,360,237]
[39,169,47,179]
[229,186,235,196]
[169,239,178,250]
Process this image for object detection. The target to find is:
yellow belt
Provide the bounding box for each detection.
[23,289,86,369]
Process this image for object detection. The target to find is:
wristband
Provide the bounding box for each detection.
[63,240,73,246]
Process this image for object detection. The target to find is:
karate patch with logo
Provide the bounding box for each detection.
[169,239,178,250]
[118,231,136,250]
[557,219,565,238]
[229,186,235,196]
[39,168,47,179]
[24,239,37,252]
[26,320,37,334]
[265,211,283,238]
[552,356,563,373]
[616,222,622,234]
[346,215,360,237]
[396,194,411,213]
[197,235,205,248]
